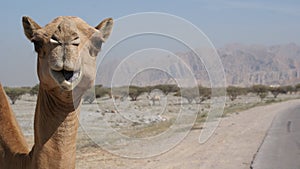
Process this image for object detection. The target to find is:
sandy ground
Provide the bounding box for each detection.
[73,99,300,169]
[11,94,300,169]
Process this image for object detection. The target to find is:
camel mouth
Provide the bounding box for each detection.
[50,69,82,91]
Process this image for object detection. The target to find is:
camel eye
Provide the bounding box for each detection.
[71,37,80,46]
[50,36,60,44]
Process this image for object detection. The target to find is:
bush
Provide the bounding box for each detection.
[153,84,179,95]
[128,86,146,101]
[226,86,246,101]
[4,87,29,104]
[269,86,285,98]
[198,86,211,103]
[251,85,269,101]
[175,87,199,104]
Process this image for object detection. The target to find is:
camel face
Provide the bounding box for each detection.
[22,16,113,91]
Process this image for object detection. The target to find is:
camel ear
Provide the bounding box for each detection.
[22,16,41,41]
[95,18,113,42]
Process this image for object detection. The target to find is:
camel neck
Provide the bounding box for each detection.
[31,87,81,169]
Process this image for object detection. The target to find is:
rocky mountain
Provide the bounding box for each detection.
[97,43,300,87]
[219,43,300,86]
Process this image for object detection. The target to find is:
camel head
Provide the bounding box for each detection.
[22,16,113,93]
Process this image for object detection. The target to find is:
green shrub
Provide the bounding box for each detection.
[198,86,211,103]
[251,85,269,101]
[269,86,285,98]
[226,86,245,101]
[152,84,179,95]
[128,86,146,101]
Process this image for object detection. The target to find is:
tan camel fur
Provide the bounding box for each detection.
[0,16,113,169]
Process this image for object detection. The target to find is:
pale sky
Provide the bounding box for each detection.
[0,0,299,86]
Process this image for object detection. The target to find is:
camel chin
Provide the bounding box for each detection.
[50,68,82,91]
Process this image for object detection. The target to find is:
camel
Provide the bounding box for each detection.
[0,16,113,169]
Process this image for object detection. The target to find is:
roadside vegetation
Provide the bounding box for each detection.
[3,83,300,105]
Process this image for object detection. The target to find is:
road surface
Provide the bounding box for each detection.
[251,103,300,169]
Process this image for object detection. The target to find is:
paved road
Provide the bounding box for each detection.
[251,103,300,169]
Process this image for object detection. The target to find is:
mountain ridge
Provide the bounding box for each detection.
[96,43,300,87]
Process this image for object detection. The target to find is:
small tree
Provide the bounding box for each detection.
[226,86,246,101]
[175,87,199,104]
[153,84,179,95]
[4,87,28,104]
[198,86,211,103]
[128,86,146,101]
[269,86,285,98]
[251,85,269,101]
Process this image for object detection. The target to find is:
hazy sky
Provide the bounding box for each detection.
[0,0,299,86]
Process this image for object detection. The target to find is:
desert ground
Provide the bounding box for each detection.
[11,93,300,169]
